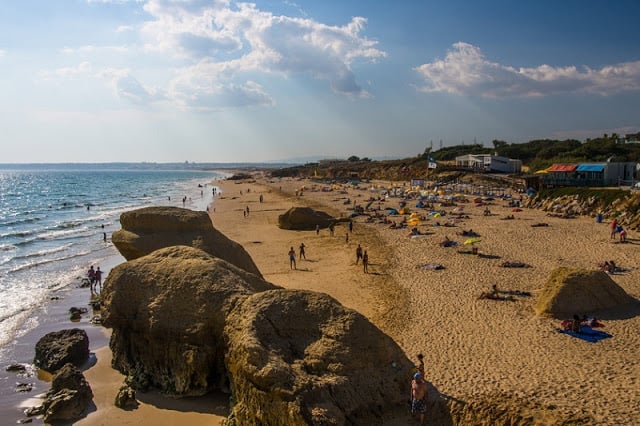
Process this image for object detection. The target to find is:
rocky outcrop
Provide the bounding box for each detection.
[111,206,262,276]
[102,245,278,396]
[535,268,637,317]
[224,289,413,425]
[41,363,93,423]
[34,329,89,373]
[278,207,336,230]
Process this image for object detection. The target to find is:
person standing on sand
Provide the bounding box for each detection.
[289,247,297,270]
[411,372,427,425]
[316,224,320,235]
[299,242,306,260]
[610,218,618,239]
[94,267,103,292]
[362,251,369,273]
[349,221,353,233]
[355,244,363,264]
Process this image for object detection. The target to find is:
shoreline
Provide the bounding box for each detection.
[3,173,639,424]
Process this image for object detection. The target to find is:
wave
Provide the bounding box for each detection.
[36,226,91,240]
[0,244,17,251]
[0,216,42,227]
[9,243,73,262]
[0,229,36,239]
[8,251,92,273]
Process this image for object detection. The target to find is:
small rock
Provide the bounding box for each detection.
[17,417,33,424]
[16,383,34,393]
[24,405,43,417]
[114,384,138,409]
[5,363,26,373]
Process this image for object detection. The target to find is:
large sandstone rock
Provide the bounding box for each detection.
[102,245,278,396]
[278,207,335,231]
[535,268,637,317]
[42,363,93,423]
[34,329,90,373]
[112,206,262,277]
[224,289,413,425]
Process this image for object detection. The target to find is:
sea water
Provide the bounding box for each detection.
[0,165,224,353]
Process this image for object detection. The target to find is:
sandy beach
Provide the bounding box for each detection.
[208,175,639,424]
[8,173,639,425]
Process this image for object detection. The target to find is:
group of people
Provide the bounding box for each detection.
[610,219,628,242]
[87,265,103,293]
[289,242,369,273]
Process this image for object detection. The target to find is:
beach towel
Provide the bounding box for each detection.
[559,326,612,343]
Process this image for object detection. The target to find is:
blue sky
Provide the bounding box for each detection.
[1,0,639,163]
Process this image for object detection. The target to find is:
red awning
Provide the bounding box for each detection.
[548,164,577,172]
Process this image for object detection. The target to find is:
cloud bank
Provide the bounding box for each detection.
[78,0,384,110]
[415,42,640,97]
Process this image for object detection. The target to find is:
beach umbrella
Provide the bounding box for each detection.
[464,237,481,245]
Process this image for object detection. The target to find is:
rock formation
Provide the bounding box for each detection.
[29,363,94,423]
[111,206,262,276]
[224,289,413,425]
[34,329,90,373]
[102,245,278,396]
[535,268,637,317]
[278,207,336,231]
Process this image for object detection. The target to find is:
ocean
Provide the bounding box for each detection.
[0,165,225,355]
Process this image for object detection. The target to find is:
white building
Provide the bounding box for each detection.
[455,154,522,173]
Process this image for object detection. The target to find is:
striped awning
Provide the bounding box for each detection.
[548,164,577,172]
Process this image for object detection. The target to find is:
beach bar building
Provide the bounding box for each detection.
[454,154,522,173]
[542,162,637,187]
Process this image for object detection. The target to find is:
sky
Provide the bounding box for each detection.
[1,0,640,163]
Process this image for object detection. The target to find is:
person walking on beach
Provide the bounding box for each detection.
[316,224,320,235]
[288,247,297,270]
[348,221,353,233]
[355,244,363,264]
[362,251,369,273]
[610,218,618,239]
[87,266,96,290]
[329,223,334,237]
[411,372,428,426]
[299,242,306,260]
[94,267,103,292]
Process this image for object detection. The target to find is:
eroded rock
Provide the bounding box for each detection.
[224,289,413,425]
[102,245,278,396]
[111,206,261,276]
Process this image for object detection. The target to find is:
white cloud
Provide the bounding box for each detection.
[61,45,130,55]
[116,25,135,33]
[139,0,385,106]
[415,42,640,97]
[99,68,167,104]
[39,61,93,80]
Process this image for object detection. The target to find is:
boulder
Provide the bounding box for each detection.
[224,289,413,425]
[278,207,335,231]
[102,245,278,396]
[41,363,93,423]
[112,206,261,277]
[34,329,89,373]
[114,384,138,409]
[535,268,637,317]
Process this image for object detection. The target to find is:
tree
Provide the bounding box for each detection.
[347,156,360,162]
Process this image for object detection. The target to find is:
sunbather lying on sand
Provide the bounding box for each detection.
[439,237,457,247]
[500,261,531,268]
[531,222,549,227]
[458,229,480,237]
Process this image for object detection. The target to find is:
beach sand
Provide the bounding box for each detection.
[6,174,639,425]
